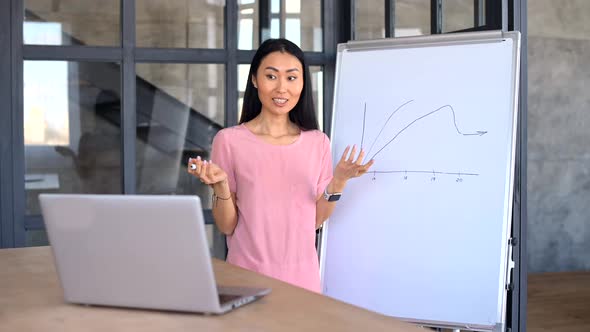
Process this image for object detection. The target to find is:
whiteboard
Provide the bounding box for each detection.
[320,31,520,331]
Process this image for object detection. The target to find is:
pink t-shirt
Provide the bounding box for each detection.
[211,124,333,292]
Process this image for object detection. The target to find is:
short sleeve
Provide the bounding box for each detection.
[316,132,334,198]
[211,129,237,193]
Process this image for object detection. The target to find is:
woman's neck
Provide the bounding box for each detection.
[248,112,299,138]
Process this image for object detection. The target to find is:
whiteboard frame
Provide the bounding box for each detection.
[319,30,521,332]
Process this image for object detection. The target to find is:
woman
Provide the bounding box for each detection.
[188,38,374,292]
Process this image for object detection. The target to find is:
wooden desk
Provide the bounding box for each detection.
[528,272,590,332]
[0,247,423,331]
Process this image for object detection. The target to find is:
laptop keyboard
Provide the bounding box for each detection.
[218,294,242,305]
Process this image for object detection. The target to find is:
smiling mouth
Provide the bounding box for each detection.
[272,98,288,105]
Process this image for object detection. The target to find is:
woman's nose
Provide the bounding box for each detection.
[276,78,287,92]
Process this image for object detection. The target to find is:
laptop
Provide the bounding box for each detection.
[39,193,270,314]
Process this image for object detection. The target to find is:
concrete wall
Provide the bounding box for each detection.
[527,0,590,272]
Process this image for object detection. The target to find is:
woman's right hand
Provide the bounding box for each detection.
[187,156,228,186]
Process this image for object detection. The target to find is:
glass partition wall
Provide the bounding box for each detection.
[18,0,331,253]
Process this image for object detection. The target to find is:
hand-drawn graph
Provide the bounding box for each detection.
[360,100,487,182]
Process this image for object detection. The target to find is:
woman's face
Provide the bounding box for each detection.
[252,51,304,117]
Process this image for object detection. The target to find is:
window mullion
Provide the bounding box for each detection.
[121,0,136,194]
[226,0,238,126]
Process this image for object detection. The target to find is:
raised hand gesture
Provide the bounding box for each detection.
[187,156,228,185]
[333,145,375,183]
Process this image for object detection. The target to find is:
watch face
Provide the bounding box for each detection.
[327,194,341,202]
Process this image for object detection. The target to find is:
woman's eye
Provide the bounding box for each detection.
[288,76,298,81]
[266,74,276,80]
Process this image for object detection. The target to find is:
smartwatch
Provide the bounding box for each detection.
[323,188,342,202]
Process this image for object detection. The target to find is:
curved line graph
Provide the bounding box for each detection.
[367,103,488,161]
[355,100,488,181]
[365,99,415,158]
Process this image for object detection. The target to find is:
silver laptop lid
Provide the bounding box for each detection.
[39,194,222,313]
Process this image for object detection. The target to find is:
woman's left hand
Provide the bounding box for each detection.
[333,145,375,184]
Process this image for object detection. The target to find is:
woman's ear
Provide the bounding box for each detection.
[251,76,258,89]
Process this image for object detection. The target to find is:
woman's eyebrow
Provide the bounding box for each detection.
[264,66,300,73]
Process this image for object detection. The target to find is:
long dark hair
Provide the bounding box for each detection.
[239,38,319,131]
